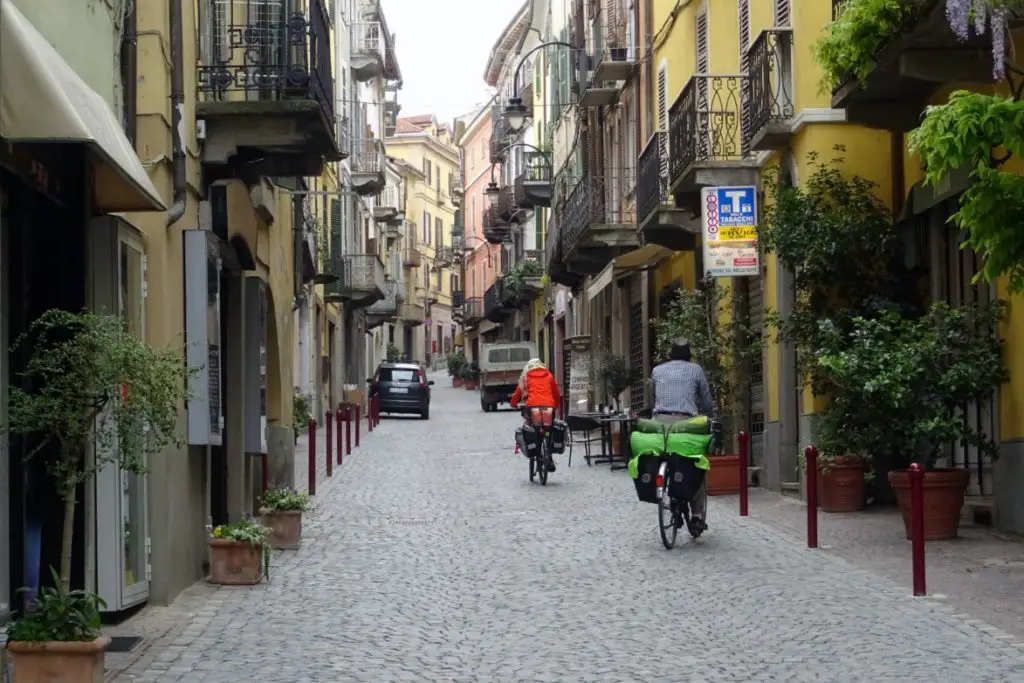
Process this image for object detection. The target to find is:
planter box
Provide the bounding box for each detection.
[464,380,478,390]
[208,538,263,585]
[889,468,970,540]
[818,457,866,513]
[261,508,302,550]
[452,376,463,387]
[5,636,110,683]
[705,454,741,495]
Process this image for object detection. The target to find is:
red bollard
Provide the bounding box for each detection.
[805,445,818,549]
[260,454,269,494]
[336,408,343,466]
[374,394,381,427]
[909,463,927,596]
[738,431,749,517]
[368,395,374,433]
[325,409,333,478]
[355,402,361,448]
[307,417,317,496]
[344,404,352,456]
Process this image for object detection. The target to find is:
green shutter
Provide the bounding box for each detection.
[325,199,344,298]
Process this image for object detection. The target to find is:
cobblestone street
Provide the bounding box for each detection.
[107,376,1024,682]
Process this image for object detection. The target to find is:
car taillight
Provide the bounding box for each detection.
[418,371,427,387]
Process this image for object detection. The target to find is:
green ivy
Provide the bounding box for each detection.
[813,0,928,93]
[502,260,544,302]
[386,343,402,362]
[908,90,1024,291]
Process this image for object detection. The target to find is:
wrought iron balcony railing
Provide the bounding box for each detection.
[545,211,560,269]
[489,104,511,162]
[483,206,510,245]
[562,170,637,257]
[637,132,669,225]
[197,0,335,129]
[747,29,794,149]
[351,138,385,175]
[452,290,465,308]
[514,152,552,208]
[668,74,748,185]
[462,296,484,322]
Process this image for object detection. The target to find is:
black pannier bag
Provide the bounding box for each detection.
[666,455,705,502]
[550,420,567,454]
[519,423,540,457]
[632,454,664,504]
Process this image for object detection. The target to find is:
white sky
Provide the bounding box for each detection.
[381,0,525,124]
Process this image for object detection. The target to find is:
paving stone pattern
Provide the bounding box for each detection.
[107,375,1024,682]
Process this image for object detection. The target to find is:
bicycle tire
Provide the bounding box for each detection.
[538,442,549,485]
[529,450,535,482]
[658,480,677,549]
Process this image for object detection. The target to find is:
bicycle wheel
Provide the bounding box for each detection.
[538,442,549,486]
[658,479,677,549]
[528,450,536,482]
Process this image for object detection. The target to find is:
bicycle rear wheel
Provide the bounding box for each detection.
[538,442,549,485]
[658,479,677,549]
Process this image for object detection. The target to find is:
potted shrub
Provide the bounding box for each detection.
[259,487,311,550]
[447,350,467,387]
[815,302,1008,539]
[463,363,480,391]
[806,408,869,513]
[293,387,312,444]
[386,343,401,362]
[2,310,191,680]
[208,518,271,585]
[652,278,762,495]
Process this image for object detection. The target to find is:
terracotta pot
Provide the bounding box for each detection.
[889,468,970,540]
[260,508,302,550]
[208,538,263,585]
[452,377,463,387]
[464,380,478,390]
[5,635,110,683]
[705,454,741,495]
[817,457,866,513]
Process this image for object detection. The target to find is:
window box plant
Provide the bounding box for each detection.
[259,487,311,550]
[208,518,271,585]
[1,310,191,680]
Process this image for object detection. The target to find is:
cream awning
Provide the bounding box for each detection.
[0,0,166,212]
[586,244,672,301]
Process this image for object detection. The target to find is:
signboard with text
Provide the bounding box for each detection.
[700,186,759,277]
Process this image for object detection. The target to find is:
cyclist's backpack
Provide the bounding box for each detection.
[519,424,540,456]
[550,420,567,454]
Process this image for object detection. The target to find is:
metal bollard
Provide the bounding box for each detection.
[909,463,927,596]
[738,431,749,517]
[344,404,352,456]
[355,402,361,448]
[307,417,317,496]
[336,407,343,466]
[368,395,374,433]
[325,409,333,478]
[805,445,818,548]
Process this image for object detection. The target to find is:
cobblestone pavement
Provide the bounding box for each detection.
[105,375,1024,682]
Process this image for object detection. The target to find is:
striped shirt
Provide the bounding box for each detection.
[651,360,715,417]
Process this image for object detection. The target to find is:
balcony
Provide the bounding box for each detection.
[460,297,484,327]
[514,152,552,209]
[829,0,1013,130]
[561,171,639,274]
[637,132,699,251]
[496,184,520,224]
[449,174,464,201]
[483,207,511,245]
[350,139,386,195]
[403,231,422,267]
[452,290,465,309]
[366,280,400,328]
[545,211,583,289]
[381,219,404,243]
[351,21,386,82]
[373,182,401,223]
[196,0,339,177]
[484,280,519,323]
[580,13,636,106]
[668,75,757,212]
[489,104,511,163]
[746,29,795,152]
[324,254,386,308]
[397,301,425,326]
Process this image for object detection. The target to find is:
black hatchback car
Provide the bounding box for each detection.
[368,362,434,419]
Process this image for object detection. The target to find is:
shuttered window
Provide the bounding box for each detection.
[774,0,790,26]
[329,199,342,265]
[696,7,709,73]
[656,62,669,178]
[739,0,751,156]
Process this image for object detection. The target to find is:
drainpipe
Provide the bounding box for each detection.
[120,1,138,146]
[166,0,187,226]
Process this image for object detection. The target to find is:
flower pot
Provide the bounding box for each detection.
[817,457,865,513]
[888,468,970,540]
[452,377,463,387]
[260,508,302,550]
[5,635,110,683]
[464,380,478,390]
[208,538,263,585]
[705,454,741,495]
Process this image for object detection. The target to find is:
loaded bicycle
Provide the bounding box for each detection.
[515,406,567,485]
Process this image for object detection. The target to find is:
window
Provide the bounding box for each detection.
[435,217,443,248]
[423,211,431,243]
[435,166,441,191]
[423,158,432,180]
[447,171,453,194]
[378,367,416,382]
[774,0,791,26]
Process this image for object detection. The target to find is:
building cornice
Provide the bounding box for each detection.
[483,1,531,88]
[386,134,460,165]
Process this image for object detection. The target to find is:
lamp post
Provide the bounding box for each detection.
[502,41,574,132]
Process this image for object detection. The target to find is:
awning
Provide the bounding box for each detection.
[587,244,672,301]
[0,0,166,212]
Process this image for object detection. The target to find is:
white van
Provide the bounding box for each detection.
[479,342,538,412]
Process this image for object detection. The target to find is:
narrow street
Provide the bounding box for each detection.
[110,377,1024,682]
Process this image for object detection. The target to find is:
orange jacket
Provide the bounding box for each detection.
[510,368,562,409]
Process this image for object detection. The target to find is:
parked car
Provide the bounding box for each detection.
[368,362,434,419]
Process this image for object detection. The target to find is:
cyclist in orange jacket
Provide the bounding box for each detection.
[511,359,562,471]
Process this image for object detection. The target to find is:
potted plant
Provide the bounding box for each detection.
[259,487,311,550]
[596,349,636,412]
[208,518,271,585]
[815,301,1008,539]
[447,350,467,387]
[462,363,480,391]
[293,387,312,444]
[652,278,762,495]
[386,343,401,362]
[2,310,191,680]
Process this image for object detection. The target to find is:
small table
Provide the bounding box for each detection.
[580,413,635,471]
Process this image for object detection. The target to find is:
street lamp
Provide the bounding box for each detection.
[503,97,528,132]
[484,181,501,209]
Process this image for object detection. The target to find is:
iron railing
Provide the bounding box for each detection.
[351,138,385,175]
[514,151,552,207]
[452,290,465,308]
[197,0,336,128]
[832,0,850,20]
[562,171,637,257]
[637,132,669,224]
[340,254,385,292]
[462,296,484,322]
[484,280,512,315]
[351,21,384,62]
[545,211,560,268]
[747,29,794,142]
[490,104,510,162]
[483,206,510,244]
[668,75,747,184]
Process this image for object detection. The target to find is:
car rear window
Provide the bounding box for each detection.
[379,368,417,382]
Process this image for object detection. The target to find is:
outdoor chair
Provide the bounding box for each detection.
[564,414,604,467]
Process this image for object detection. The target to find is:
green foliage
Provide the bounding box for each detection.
[386,343,401,362]
[813,0,926,92]
[652,278,762,434]
[462,362,480,381]
[595,350,636,405]
[211,518,272,580]
[815,301,1008,469]
[260,486,311,512]
[909,90,1024,291]
[503,260,544,302]
[5,568,104,643]
[292,388,311,438]
[447,350,467,377]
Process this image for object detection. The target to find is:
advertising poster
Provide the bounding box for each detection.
[700,186,760,277]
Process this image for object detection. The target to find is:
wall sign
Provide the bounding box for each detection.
[701,186,759,277]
